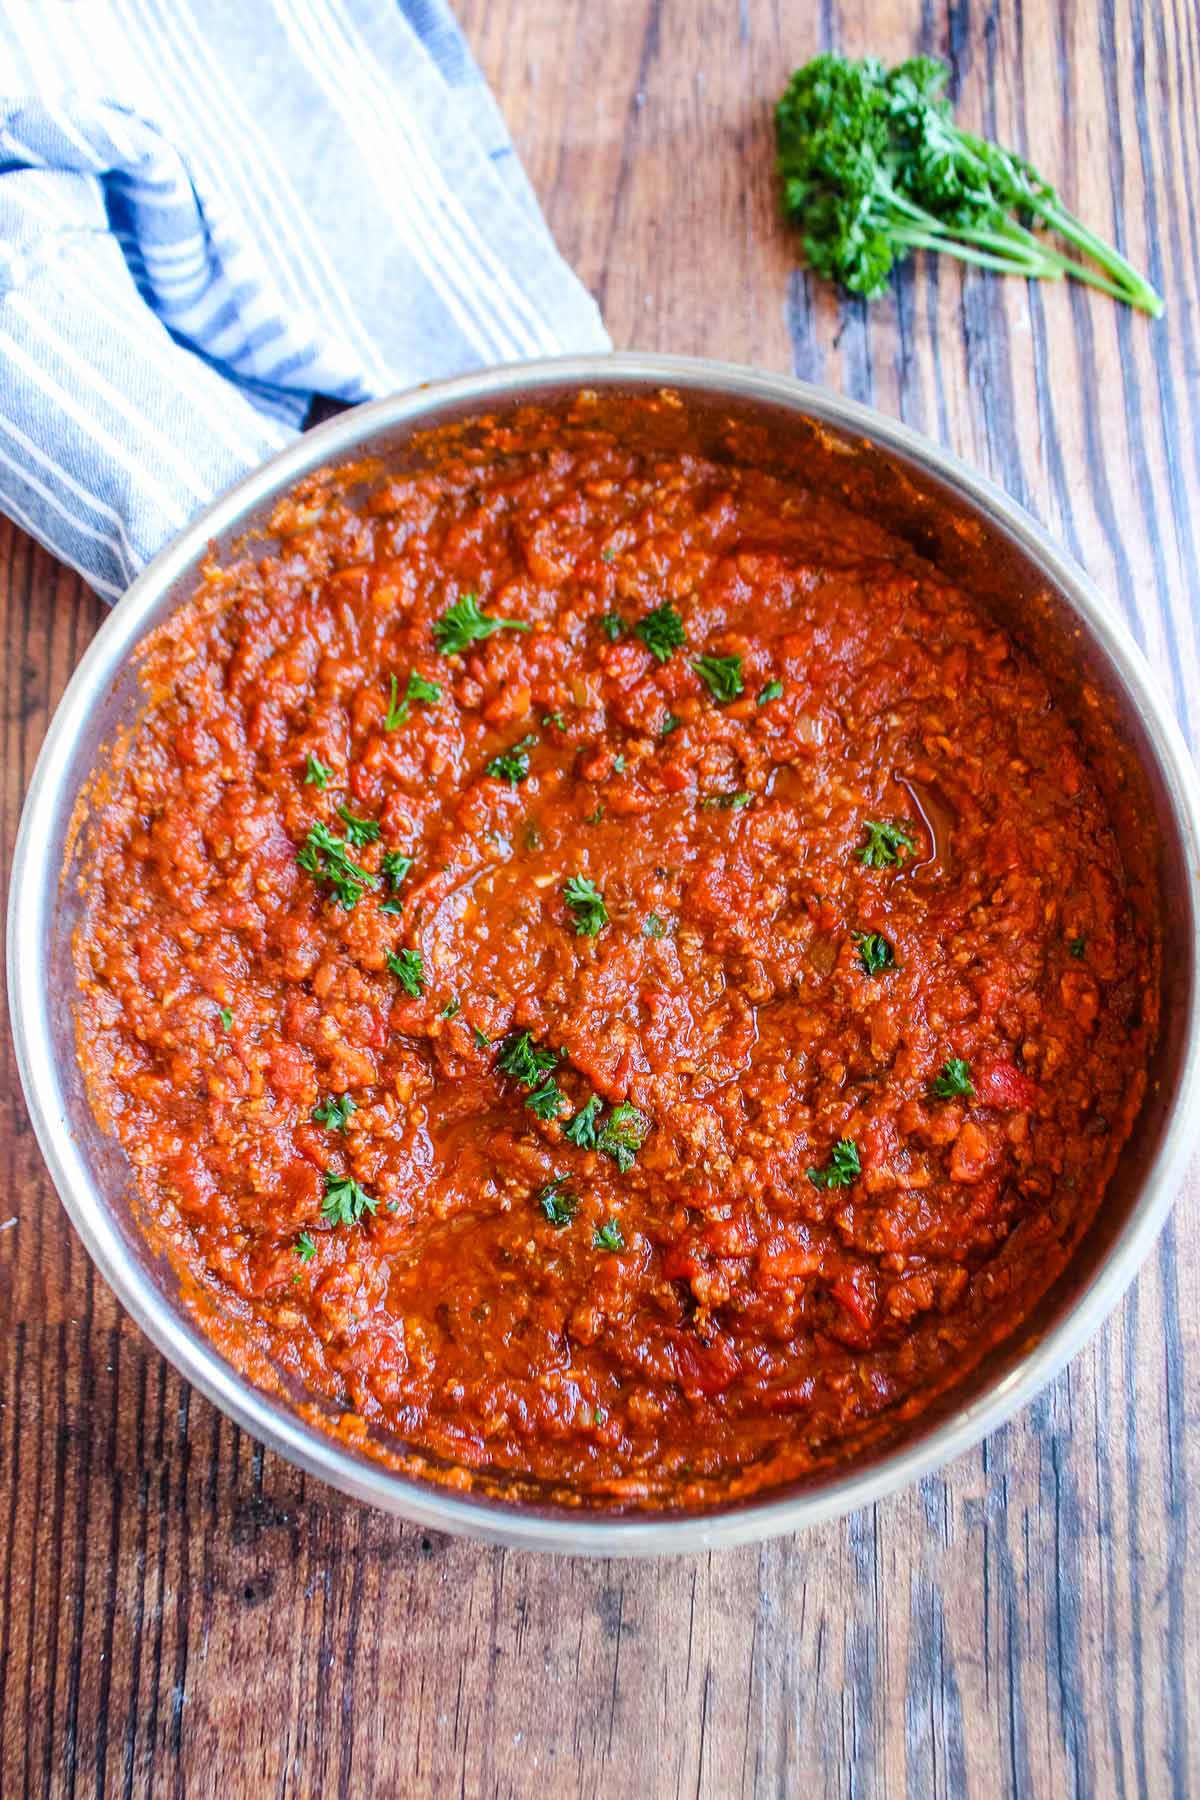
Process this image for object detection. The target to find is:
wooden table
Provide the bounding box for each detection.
[3,3,1197,1793]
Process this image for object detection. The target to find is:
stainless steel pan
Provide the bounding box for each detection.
[9,355,1200,1554]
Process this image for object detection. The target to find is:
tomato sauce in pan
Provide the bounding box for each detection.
[73,398,1156,1508]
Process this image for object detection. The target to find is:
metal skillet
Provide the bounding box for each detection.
[9,354,1200,1554]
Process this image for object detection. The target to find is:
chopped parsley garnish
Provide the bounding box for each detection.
[701,790,751,811]
[854,931,895,975]
[694,653,744,703]
[757,680,784,705]
[433,593,530,655]
[1069,935,1087,958]
[403,670,442,709]
[661,712,681,736]
[218,1006,233,1031]
[593,1219,625,1252]
[441,997,461,1019]
[856,819,917,868]
[643,913,667,939]
[321,1169,378,1226]
[563,1095,602,1148]
[599,613,625,641]
[526,1076,567,1121]
[597,1101,649,1173]
[485,733,537,786]
[538,1178,578,1228]
[601,546,617,564]
[312,1093,356,1131]
[585,805,605,825]
[295,1232,317,1262]
[383,674,404,731]
[473,1026,491,1048]
[494,1030,566,1120]
[932,1058,974,1098]
[381,850,414,891]
[336,802,381,848]
[385,668,442,729]
[612,753,626,774]
[304,752,332,789]
[563,875,609,937]
[497,1030,557,1087]
[297,821,378,910]
[386,947,425,996]
[542,711,567,730]
[380,898,403,916]
[807,1138,861,1189]
[634,603,687,663]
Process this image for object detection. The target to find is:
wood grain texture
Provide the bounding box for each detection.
[2,2,1198,1793]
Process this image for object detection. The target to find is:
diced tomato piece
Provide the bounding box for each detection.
[830,1274,875,1336]
[268,1042,312,1101]
[668,1329,742,1396]
[977,1058,1038,1110]
[661,1240,702,1281]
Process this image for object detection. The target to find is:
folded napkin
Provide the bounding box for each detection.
[0,0,609,598]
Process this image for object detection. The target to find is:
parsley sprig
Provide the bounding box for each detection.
[931,1058,974,1098]
[387,947,425,996]
[381,850,413,891]
[486,733,537,786]
[596,1101,648,1173]
[496,1036,650,1165]
[321,1169,378,1226]
[538,1178,579,1227]
[634,604,686,663]
[853,931,895,975]
[563,875,609,937]
[304,752,332,789]
[561,1093,649,1170]
[297,821,379,910]
[526,1076,567,1121]
[385,669,442,729]
[497,1030,558,1086]
[856,819,916,868]
[775,53,1163,314]
[694,653,744,703]
[312,1093,356,1131]
[336,802,381,848]
[807,1138,861,1189]
[433,593,529,655]
[563,1095,601,1148]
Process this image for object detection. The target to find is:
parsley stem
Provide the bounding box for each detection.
[892,219,1145,305]
[954,126,1163,314]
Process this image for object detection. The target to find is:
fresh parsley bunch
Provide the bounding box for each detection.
[775,53,1162,315]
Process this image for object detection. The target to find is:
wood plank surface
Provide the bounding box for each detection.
[3,1,1199,1793]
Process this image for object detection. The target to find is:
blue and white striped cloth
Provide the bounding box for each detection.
[0,0,609,599]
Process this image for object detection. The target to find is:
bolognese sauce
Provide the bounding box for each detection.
[73,395,1156,1508]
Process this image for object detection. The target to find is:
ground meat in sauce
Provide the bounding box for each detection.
[73,400,1155,1510]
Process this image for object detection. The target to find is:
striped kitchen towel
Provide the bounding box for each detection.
[0,0,609,599]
